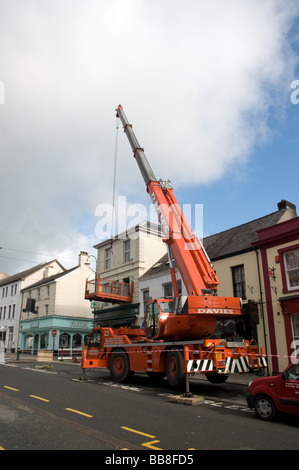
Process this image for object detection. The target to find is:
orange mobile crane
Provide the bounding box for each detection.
[81,105,266,391]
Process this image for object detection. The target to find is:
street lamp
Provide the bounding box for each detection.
[84,254,97,274]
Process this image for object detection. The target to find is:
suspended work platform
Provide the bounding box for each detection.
[85,277,133,304]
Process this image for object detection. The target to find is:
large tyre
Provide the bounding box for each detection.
[109,348,130,383]
[166,350,184,388]
[205,373,229,384]
[254,395,277,421]
[147,371,166,382]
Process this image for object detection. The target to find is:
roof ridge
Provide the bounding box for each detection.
[21,265,79,291]
[0,260,65,287]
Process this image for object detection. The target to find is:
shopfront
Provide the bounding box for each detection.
[19,315,93,357]
[279,296,299,361]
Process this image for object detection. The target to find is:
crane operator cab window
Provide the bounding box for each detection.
[144,301,160,339]
[88,330,101,348]
[144,300,173,339]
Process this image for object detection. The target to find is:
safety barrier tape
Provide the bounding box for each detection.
[87,346,298,361]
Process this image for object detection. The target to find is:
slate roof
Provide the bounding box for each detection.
[0,260,65,287]
[21,266,78,291]
[140,204,293,279]
[203,208,288,260]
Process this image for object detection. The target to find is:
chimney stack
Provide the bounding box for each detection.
[79,251,89,267]
[277,200,297,216]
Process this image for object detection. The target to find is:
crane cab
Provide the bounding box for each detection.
[144,298,173,339]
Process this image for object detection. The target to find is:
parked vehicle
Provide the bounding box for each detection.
[246,361,299,421]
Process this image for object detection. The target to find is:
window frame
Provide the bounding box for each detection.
[279,244,299,294]
[105,248,111,270]
[124,239,131,263]
[231,265,246,300]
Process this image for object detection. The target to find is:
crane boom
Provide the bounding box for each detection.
[116,104,219,296]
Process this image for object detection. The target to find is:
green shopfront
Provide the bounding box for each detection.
[18,315,93,357]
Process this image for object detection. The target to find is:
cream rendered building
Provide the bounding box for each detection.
[92,221,167,327]
[139,200,298,374]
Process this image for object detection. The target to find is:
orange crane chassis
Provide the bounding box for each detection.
[81,327,266,389]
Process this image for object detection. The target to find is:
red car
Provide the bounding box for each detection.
[246,361,299,421]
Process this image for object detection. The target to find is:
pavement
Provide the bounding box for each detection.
[2,351,80,365]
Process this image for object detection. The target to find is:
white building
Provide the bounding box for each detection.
[19,252,95,354]
[0,260,65,352]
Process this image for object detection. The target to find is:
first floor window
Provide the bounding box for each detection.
[284,249,299,290]
[105,248,111,270]
[163,280,182,298]
[124,239,130,263]
[232,265,246,300]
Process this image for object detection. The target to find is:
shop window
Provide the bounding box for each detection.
[72,334,82,348]
[40,333,48,349]
[34,334,39,350]
[59,333,70,348]
[283,249,299,291]
[25,334,33,349]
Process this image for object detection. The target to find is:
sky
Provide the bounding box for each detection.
[0,0,299,275]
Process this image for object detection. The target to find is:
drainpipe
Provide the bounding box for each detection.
[255,248,269,375]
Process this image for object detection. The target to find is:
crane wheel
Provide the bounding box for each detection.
[205,373,229,384]
[166,350,184,388]
[109,348,130,383]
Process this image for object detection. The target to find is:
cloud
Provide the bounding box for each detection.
[0,0,298,273]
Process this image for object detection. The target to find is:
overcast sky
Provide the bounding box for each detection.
[1,0,299,275]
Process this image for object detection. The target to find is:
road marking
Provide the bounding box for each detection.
[122,426,163,450]
[23,367,57,374]
[29,395,50,402]
[121,426,155,438]
[3,386,19,391]
[0,445,5,450]
[200,399,254,413]
[142,440,163,450]
[103,382,141,392]
[65,408,93,418]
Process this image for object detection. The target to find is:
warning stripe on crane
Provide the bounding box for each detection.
[258,356,267,367]
[187,355,267,375]
[187,359,214,372]
[225,356,250,374]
